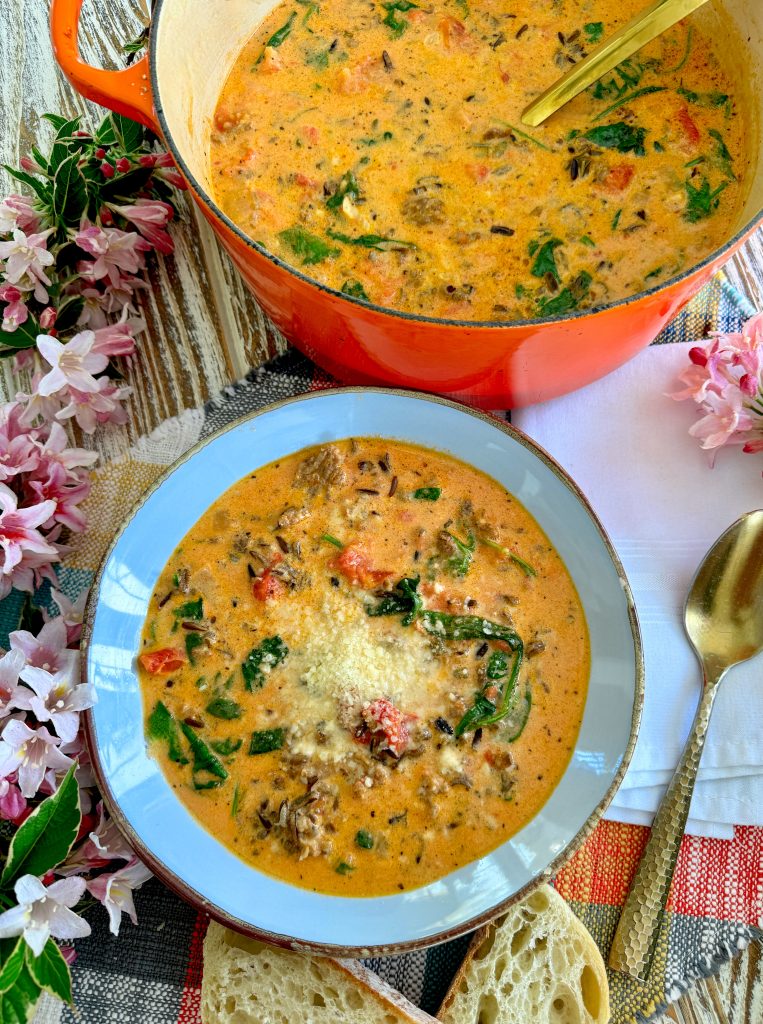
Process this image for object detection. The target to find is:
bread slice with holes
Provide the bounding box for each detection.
[437,885,609,1024]
[201,920,439,1024]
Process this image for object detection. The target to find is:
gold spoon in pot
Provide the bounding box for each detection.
[521,0,710,128]
[608,509,763,981]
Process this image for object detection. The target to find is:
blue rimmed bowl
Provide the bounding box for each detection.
[83,388,643,955]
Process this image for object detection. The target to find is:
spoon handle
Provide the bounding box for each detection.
[521,0,709,127]
[608,676,720,980]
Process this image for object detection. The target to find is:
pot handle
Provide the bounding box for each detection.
[50,0,158,132]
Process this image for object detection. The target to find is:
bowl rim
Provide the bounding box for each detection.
[82,385,645,955]
[148,0,762,331]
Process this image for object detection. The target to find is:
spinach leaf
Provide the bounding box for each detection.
[327,229,415,251]
[709,128,735,180]
[205,696,243,720]
[249,727,285,755]
[185,631,205,665]
[584,122,647,155]
[211,737,243,756]
[336,861,354,874]
[584,21,603,43]
[684,176,729,223]
[367,576,422,626]
[355,829,374,849]
[341,280,370,300]
[320,532,344,548]
[455,646,523,737]
[179,722,228,788]
[357,131,393,146]
[487,650,509,680]
[480,537,537,578]
[530,238,562,282]
[174,597,203,621]
[498,681,532,742]
[381,0,419,37]
[677,86,729,111]
[326,171,361,210]
[590,58,655,101]
[593,86,666,122]
[242,635,288,691]
[279,226,340,265]
[256,12,296,64]
[444,530,476,577]
[147,701,189,764]
[420,611,522,650]
[537,271,592,317]
[413,486,441,500]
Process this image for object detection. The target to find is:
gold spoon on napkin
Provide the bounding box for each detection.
[608,509,763,981]
[521,0,709,127]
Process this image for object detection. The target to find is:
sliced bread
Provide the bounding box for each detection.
[437,885,609,1024]
[201,920,438,1024]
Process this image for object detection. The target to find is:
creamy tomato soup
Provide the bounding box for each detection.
[209,0,747,320]
[138,440,589,896]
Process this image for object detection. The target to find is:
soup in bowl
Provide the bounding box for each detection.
[83,390,642,952]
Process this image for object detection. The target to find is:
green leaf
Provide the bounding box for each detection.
[52,296,85,334]
[367,576,422,626]
[320,533,344,549]
[1,765,80,889]
[326,171,361,210]
[592,85,666,122]
[530,238,562,282]
[255,11,297,63]
[174,597,204,621]
[242,636,288,691]
[99,165,154,201]
[179,722,228,786]
[205,696,242,720]
[412,487,440,500]
[147,700,189,764]
[0,963,41,1024]
[487,650,509,680]
[48,118,84,172]
[341,280,369,300]
[278,226,339,265]
[537,271,592,317]
[185,631,205,665]
[584,21,603,42]
[210,737,242,756]
[684,176,729,223]
[41,113,70,132]
[381,0,418,37]
[94,116,118,147]
[455,648,523,737]
[355,829,374,849]
[26,940,72,1005]
[708,128,735,180]
[0,318,40,351]
[443,530,476,578]
[584,121,647,155]
[51,154,88,228]
[327,228,415,251]
[248,727,285,755]
[335,861,354,875]
[0,941,25,995]
[124,27,150,57]
[2,166,52,207]
[109,113,144,154]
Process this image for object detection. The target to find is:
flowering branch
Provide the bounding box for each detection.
[669,311,763,466]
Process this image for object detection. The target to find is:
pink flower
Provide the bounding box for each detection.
[0,648,26,717]
[56,377,132,435]
[0,874,90,956]
[60,801,133,875]
[74,224,151,287]
[0,195,40,235]
[38,306,57,330]
[0,403,40,482]
[25,460,91,532]
[9,616,77,678]
[15,665,94,744]
[0,483,58,599]
[0,228,55,302]
[0,776,27,822]
[15,374,65,428]
[87,857,152,935]
[0,720,73,798]
[2,295,28,332]
[109,199,174,255]
[688,386,755,452]
[91,317,143,358]
[49,588,88,645]
[36,330,110,396]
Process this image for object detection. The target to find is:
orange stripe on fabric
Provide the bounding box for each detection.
[555,820,650,907]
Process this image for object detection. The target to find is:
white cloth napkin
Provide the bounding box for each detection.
[513,342,763,839]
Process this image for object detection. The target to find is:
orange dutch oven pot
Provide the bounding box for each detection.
[50,0,763,408]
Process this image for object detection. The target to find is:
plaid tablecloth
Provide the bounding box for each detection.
[3,274,760,1024]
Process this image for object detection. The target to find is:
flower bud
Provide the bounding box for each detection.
[139,154,157,168]
[101,161,115,179]
[115,158,131,173]
[739,373,759,398]
[95,147,107,159]
[39,307,57,329]
[688,346,708,367]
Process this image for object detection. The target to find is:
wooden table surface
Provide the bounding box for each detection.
[1,2,762,1021]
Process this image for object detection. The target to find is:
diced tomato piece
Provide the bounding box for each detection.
[677,106,700,146]
[439,16,469,49]
[301,125,319,145]
[139,648,186,674]
[334,545,391,588]
[362,698,410,757]
[251,568,286,601]
[601,164,635,192]
[465,163,490,183]
[294,172,318,188]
